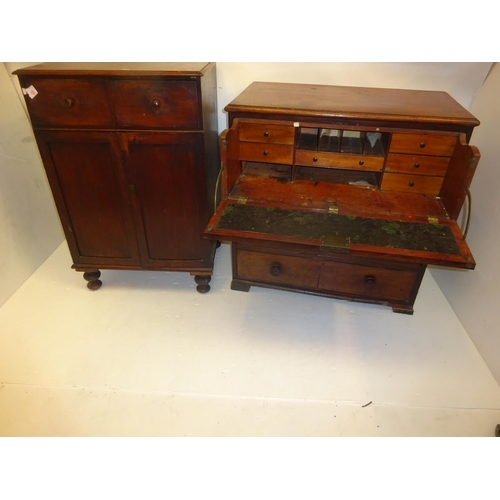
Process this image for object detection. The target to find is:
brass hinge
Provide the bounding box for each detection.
[320,234,350,254]
[327,203,339,214]
[428,217,439,224]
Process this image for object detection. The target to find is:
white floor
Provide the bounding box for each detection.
[0,242,499,437]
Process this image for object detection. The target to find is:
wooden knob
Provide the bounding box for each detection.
[409,181,415,187]
[263,151,268,156]
[359,160,364,166]
[64,98,74,108]
[313,157,318,162]
[263,131,269,137]
[414,163,420,168]
[419,142,425,148]
[270,264,281,276]
[364,276,376,290]
[151,99,160,109]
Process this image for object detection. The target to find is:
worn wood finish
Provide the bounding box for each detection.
[15,63,219,291]
[205,82,481,313]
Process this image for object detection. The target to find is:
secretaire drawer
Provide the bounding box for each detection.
[295,150,384,171]
[319,261,419,302]
[21,78,114,128]
[239,142,294,164]
[390,133,457,156]
[111,80,201,129]
[381,173,444,194]
[239,122,295,144]
[235,248,321,288]
[385,153,450,176]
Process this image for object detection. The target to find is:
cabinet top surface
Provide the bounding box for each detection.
[225,81,479,127]
[13,62,214,77]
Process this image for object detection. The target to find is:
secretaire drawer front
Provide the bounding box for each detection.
[239,122,295,144]
[112,80,201,129]
[239,142,294,164]
[390,133,457,156]
[319,261,419,302]
[381,173,444,194]
[385,153,450,176]
[236,249,321,288]
[22,78,114,128]
[295,150,384,171]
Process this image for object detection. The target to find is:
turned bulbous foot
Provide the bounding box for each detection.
[194,275,211,293]
[83,270,102,290]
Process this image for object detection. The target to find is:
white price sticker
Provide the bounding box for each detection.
[22,85,38,99]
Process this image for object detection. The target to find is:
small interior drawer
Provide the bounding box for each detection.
[239,122,295,144]
[390,133,457,156]
[21,78,114,128]
[385,153,450,176]
[111,80,200,129]
[295,150,384,171]
[235,248,321,288]
[381,173,444,194]
[318,261,419,302]
[239,142,294,164]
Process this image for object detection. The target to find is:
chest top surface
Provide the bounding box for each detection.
[225,81,479,128]
[13,62,214,77]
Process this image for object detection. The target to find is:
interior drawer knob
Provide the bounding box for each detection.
[150,99,161,109]
[263,131,269,137]
[364,276,376,290]
[419,142,426,148]
[359,160,364,166]
[270,264,281,276]
[263,150,268,156]
[409,181,415,187]
[64,98,74,108]
[414,162,420,168]
[313,156,318,162]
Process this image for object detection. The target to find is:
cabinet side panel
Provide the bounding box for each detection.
[200,64,220,217]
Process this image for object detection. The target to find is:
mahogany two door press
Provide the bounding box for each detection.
[14,63,219,292]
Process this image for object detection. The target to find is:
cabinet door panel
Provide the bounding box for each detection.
[126,133,208,265]
[36,131,140,265]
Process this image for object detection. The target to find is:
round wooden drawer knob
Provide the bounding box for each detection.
[364,276,376,290]
[64,98,74,108]
[359,160,364,166]
[263,151,268,156]
[270,264,281,276]
[313,157,318,162]
[414,163,420,168]
[263,131,269,137]
[151,99,161,109]
[409,181,415,187]
[420,142,426,148]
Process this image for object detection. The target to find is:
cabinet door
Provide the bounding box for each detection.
[35,131,141,267]
[125,133,210,267]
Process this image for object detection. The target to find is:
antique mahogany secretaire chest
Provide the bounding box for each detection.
[14,63,219,292]
[204,81,481,313]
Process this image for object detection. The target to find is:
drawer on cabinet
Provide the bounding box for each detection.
[390,133,457,156]
[111,80,201,129]
[239,142,294,164]
[21,78,114,128]
[235,249,321,288]
[386,153,449,176]
[239,122,295,144]
[381,173,444,194]
[319,261,419,302]
[295,150,384,171]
